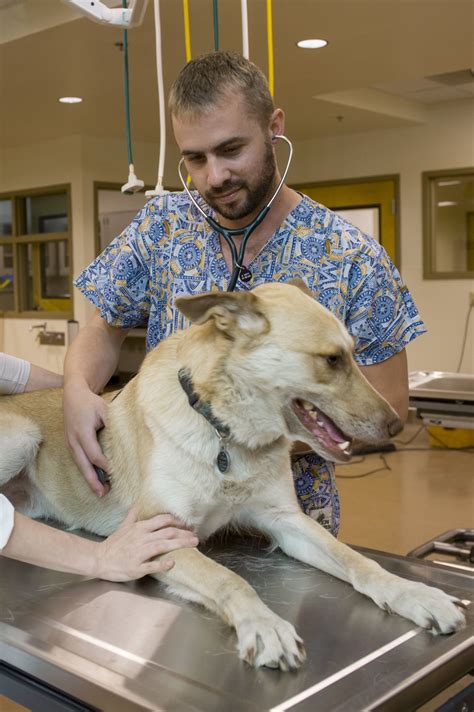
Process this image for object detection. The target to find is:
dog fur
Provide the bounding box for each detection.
[0,280,465,670]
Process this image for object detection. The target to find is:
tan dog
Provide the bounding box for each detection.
[0,280,465,670]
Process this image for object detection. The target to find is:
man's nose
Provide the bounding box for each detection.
[207,158,231,188]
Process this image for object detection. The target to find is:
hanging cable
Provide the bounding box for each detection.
[213,0,219,51]
[241,0,249,59]
[182,0,192,186]
[456,304,473,372]
[121,0,144,193]
[146,0,168,196]
[123,23,132,166]
[266,0,274,97]
[183,0,192,62]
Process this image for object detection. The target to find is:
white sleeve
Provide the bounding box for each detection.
[0,494,15,549]
[0,352,31,395]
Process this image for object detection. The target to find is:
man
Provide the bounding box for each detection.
[65,51,425,535]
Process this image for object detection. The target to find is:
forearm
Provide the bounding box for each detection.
[2,511,98,577]
[359,349,409,424]
[25,363,63,392]
[64,313,128,394]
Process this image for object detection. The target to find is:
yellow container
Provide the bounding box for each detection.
[427,425,474,449]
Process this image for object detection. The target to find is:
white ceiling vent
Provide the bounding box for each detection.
[375,68,474,104]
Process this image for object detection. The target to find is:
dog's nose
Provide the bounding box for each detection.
[388,417,403,437]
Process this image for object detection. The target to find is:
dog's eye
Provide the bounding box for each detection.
[326,355,340,366]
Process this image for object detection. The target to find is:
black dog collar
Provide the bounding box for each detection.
[178,368,232,474]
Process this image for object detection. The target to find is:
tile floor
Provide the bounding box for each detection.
[336,417,473,556]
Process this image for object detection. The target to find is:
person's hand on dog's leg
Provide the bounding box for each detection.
[94,508,199,581]
[1,506,198,581]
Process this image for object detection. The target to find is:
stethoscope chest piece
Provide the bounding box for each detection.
[239,267,252,283]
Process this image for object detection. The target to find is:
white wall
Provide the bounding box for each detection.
[290,99,474,374]
[1,100,473,374]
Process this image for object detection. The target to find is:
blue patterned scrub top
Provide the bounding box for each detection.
[76,191,425,363]
[75,191,425,535]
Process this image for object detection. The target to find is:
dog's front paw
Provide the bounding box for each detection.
[236,612,306,670]
[384,580,466,634]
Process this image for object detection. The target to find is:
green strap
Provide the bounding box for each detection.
[213,0,219,51]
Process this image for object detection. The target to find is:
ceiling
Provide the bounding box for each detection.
[0,0,473,154]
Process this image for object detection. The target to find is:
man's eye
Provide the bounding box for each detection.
[223,146,240,155]
[186,155,204,164]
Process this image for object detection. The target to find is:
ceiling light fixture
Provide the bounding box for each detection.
[297,39,328,49]
[437,201,458,207]
[59,96,83,104]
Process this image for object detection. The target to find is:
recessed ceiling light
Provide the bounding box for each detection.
[437,201,458,207]
[59,97,83,104]
[297,39,328,49]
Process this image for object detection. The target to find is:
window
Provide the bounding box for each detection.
[0,186,72,316]
[423,168,474,279]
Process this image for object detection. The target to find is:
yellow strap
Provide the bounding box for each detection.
[266,0,274,97]
[183,0,192,62]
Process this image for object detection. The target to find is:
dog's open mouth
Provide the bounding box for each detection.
[292,399,352,458]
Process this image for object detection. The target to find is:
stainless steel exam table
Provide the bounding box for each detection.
[409,371,474,429]
[0,536,473,712]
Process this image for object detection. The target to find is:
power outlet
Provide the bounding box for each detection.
[470,292,474,307]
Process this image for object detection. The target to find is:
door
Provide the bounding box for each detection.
[293,177,400,267]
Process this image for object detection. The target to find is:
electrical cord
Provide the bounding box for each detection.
[394,423,425,445]
[336,454,391,479]
[456,303,473,373]
[413,425,474,453]
[336,423,473,479]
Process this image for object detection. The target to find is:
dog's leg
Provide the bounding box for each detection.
[243,506,466,635]
[153,547,306,670]
[0,412,42,484]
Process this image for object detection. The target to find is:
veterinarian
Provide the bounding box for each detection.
[64,51,426,536]
[0,352,199,578]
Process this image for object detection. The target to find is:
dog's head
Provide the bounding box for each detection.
[176,280,401,462]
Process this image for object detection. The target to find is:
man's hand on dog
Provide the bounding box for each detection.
[94,508,199,581]
[64,382,110,496]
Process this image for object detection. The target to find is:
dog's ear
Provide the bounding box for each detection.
[176,291,269,337]
[287,277,314,298]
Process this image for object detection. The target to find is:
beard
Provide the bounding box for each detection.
[203,139,277,221]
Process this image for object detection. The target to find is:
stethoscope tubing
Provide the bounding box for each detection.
[178,135,293,291]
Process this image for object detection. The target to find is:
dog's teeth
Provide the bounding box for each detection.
[308,411,318,420]
[337,440,351,451]
[316,419,324,426]
[302,400,313,411]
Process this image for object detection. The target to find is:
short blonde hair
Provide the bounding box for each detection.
[169,51,274,128]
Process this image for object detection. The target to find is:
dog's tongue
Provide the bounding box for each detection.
[313,409,347,443]
[292,399,351,453]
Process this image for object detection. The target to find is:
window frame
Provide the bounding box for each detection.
[422,167,474,280]
[0,184,73,319]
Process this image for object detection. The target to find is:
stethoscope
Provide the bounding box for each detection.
[178,135,293,291]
